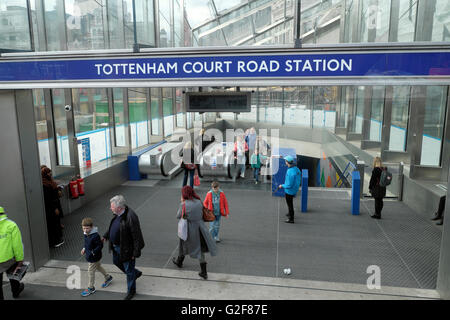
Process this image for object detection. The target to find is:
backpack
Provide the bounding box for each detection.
[379,167,392,187]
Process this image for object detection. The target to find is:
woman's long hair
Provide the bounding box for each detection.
[181,185,200,201]
[373,156,382,168]
[41,167,58,189]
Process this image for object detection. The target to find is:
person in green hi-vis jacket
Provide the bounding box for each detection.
[0,206,25,300]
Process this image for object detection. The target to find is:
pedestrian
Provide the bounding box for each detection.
[203,181,230,242]
[195,128,215,154]
[180,141,197,188]
[41,166,64,248]
[102,195,145,300]
[172,186,217,280]
[369,157,387,219]
[80,217,113,297]
[247,127,257,164]
[0,206,25,300]
[250,149,267,184]
[431,196,446,225]
[234,135,248,179]
[278,155,301,223]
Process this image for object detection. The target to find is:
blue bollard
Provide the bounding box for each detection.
[351,171,360,215]
[301,169,308,213]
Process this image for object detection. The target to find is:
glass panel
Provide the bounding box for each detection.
[259,87,282,124]
[44,0,65,51]
[33,89,51,168]
[174,0,182,46]
[420,86,448,166]
[313,86,337,128]
[237,88,257,122]
[284,87,312,127]
[360,0,391,42]
[175,88,184,127]
[128,88,149,149]
[344,0,358,42]
[163,88,174,136]
[73,88,110,167]
[396,0,417,42]
[108,0,124,49]
[65,0,105,50]
[151,88,160,135]
[185,0,212,28]
[214,0,242,13]
[113,88,126,147]
[352,86,365,133]
[431,0,450,42]
[159,0,172,47]
[389,86,410,151]
[52,89,70,165]
[369,86,384,141]
[135,0,155,46]
[123,0,134,48]
[339,86,350,128]
[0,0,32,50]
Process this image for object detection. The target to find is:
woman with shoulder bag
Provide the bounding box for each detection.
[369,157,387,219]
[173,186,217,279]
[180,142,197,188]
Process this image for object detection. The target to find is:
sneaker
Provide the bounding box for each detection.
[81,287,96,297]
[255,181,258,184]
[241,173,245,178]
[136,270,143,279]
[101,275,113,288]
[285,219,294,224]
[53,240,65,248]
[214,237,221,243]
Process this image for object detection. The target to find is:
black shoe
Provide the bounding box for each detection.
[285,219,294,224]
[124,291,136,300]
[199,262,207,280]
[172,256,184,268]
[136,270,142,279]
[371,214,381,219]
[431,212,441,221]
[12,283,24,298]
[436,219,443,225]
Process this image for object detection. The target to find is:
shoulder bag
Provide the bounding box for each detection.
[178,203,188,241]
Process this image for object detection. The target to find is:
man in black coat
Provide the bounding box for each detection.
[103,195,145,300]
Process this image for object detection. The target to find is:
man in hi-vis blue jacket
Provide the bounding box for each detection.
[278,156,301,223]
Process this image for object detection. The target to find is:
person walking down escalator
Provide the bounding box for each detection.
[180,142,197,188]
[431,196,446,226]
[234,135,248,179]
[369,157,387,220]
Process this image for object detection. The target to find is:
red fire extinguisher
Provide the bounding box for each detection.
[76,175,85,196]
[69,178,79,199]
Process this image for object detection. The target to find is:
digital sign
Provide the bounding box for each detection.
[186,92,251,112]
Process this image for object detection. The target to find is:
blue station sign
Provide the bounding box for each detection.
[0,51,449,82]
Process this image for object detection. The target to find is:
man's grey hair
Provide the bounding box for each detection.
[110,195,126,209]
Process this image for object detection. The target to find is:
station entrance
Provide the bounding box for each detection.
[1,44,450,297]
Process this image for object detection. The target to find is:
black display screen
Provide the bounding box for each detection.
[186,92,251,112]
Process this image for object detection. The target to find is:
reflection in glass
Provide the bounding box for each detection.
[352,86,365,133]
[0,0,32,50]
[390,86,410,152]
[420,86,448,166]
[128,88,149,149]
[151,88,160,135]
[159,0,172,47]
[163,88,174,136]
[135,0,155,46]
[44,0,65,50]
[431,0,450,41]
[52,89,70,165]
[396,0,417,42]
[113,88,126,147]
[108,0,125,49]
[34,89,51,168]
[284,87,311,127]
[313,87,337,128]
[369,86,384,142]
[360,0,391,42]
[338,87,350,128]
[65,0,105,50]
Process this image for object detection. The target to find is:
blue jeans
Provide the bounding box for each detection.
[182,169,195,188]
[112,245,140,293]
[253,167,260,182]
[209,214,221,239]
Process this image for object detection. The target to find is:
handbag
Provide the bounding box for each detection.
[194,174,201,186]
[202,206,215,222]
[6,261,30,281]
[178,203,188,241]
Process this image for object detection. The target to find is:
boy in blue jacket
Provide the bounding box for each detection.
[81,218,113,296]
[278,155,301,223]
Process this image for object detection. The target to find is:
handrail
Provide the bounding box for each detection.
[335,160,356,188]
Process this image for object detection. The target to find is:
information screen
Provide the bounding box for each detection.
[186,92,251,112]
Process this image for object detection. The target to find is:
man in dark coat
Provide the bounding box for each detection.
[102,195,145,300]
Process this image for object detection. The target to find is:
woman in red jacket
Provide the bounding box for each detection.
[203,181,229,242]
